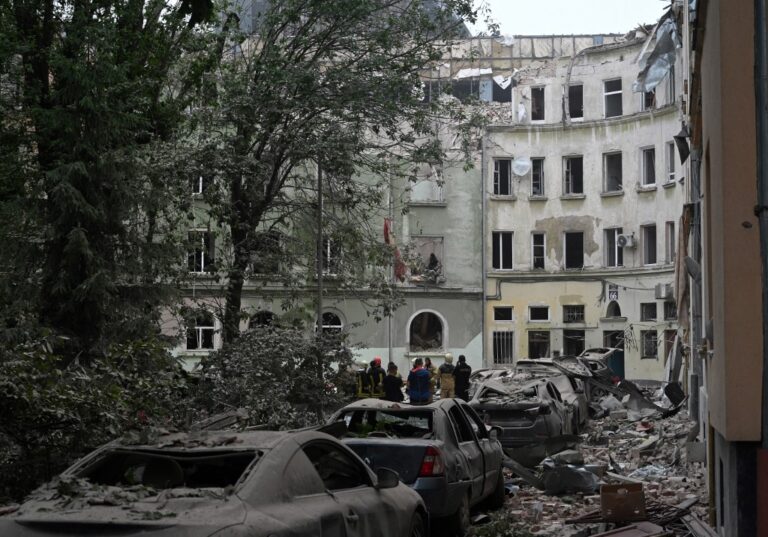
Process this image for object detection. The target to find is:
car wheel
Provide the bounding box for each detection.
[486,471,506,510]
[448,493,471,537]
[408,511,426,537]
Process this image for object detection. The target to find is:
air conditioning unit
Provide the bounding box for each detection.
[655,283,673,299]
[617,233,636,248]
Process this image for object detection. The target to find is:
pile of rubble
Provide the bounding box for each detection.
[475,391,714,536]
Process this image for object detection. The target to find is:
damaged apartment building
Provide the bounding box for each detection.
[430,32,685,380]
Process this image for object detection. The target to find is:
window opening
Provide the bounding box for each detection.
[564,232,584,269]
[528,331,550,358]
[186,310,215,350]
[409,312,444,351]
[604,79,623,117]
[666,142,676,183]
[642,147,656,186]
[321,312,343,334]
[568,84,583,119]
[250,310,276,327]
[493,331,514,364]
[664,301,677,320]
[606,301,622,318]
[563,330,585,356]
[303,443,369,491]
[642,225,657,264]
[529,306,549,321]
[642,90,655,110]
[564,156,583,194]
[251,230,281,274]
[605,228,624,267]
[641,330,658,359]
[665,221,676,263]
[531,158,545,196]
[604,152,623,192]
[407,236,444,283]
[492,231,514,270]
[322,236,341,275]
[641,302,657,321]
[494,307,513,321]
[188,231,215,273]
[531,87,545,121]
[532,232,545,269]
[493,159,512,196]
[563,305,585,323]
[666,65,676,105]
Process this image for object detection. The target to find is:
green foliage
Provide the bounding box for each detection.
[468,512,535,537]
[194,325,354,428]
[0,336,189,502]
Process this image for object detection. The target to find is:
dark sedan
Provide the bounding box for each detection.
[0,429,427,537]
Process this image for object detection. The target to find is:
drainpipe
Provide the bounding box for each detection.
[754,0,768,534]
[481,132,488,367]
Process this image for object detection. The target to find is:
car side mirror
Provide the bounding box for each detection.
[375,467,400,489]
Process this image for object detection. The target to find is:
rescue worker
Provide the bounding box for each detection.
[407,358,431,404]
[424,357,437,401]
[453,354,472,401]
[367,356,385,397]
[438,353,455,399]
[382,363,404,402]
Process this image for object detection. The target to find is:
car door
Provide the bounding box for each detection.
[447,404,485,504]
[460,402,502,498]
[302,440,391,537]
[546,382,573,435]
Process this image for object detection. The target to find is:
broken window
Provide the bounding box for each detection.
[186,310,215,350]
[422,80,449,103]
[568,84,583,119]
[192,174,212,195]
[604,330,624,349]
[188,230,215,273]
[606,301,622,318]
[409,311,444,351]
[250,310,276,328]
[564,231,584,269]
[605,228,624,267]
[603,152,623,192]
[493,331,514,364]
[532,232,545,269]
[492,231,513,270]
[493,159,512,196]
[563,305,585,323]
[604,79,623,117]
[666,141,676,183]
[250,230,282,275]
[321,311,343,334]
[531,158,545,196]
[494,307,513,321]
[664,301,677,320]
[337,409,433,439]
[77,448,259,489]
[492,79,513,103]
[563,329,585,356]
[528,331,550,359]
[563,156,583,195]
[641,302,657,321]
[529,306,550,321]
[322,236,342,275]
[531,87,545,121]
[408,236,444,283]
[642,147,656,186]
[303,442,370,491]
[410,164,443,203]
[665,221,676,263]
[642,90,656,111]
[641,330,658,359]
[642,224,657,265]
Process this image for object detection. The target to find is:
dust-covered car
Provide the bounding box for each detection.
[329,398,504,536]
[514,360,589,431]
[0,429,428,537]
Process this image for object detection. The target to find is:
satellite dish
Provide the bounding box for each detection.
[512,157,532,176]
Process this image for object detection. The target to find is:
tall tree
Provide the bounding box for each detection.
[191,0,482,342]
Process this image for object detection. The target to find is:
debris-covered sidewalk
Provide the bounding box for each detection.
[470,390,714,537]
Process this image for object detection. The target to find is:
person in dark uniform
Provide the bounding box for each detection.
[367,356,385,397]
[382,363,404,402]
[453,354,472,401]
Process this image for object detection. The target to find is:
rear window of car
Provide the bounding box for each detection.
[76,449,260,491]
[339,409,433,438]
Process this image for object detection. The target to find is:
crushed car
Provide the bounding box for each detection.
[328,398,505,536]
[0,429,428,537]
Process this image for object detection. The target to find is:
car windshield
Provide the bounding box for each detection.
[339,409,434,438]
[76,448,260,491]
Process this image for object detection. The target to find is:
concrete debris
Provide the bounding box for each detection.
[590,521,667,536]
[550,449,585,466]
[541,461,601,495]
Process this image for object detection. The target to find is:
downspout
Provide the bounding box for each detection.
[754,0,768,534]
[481,131,488,367]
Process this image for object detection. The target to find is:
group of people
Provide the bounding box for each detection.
[356,354,472,404]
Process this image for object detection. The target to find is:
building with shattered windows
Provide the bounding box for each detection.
[452,32,685,380]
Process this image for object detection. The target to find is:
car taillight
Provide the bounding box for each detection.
[418,446,445,477]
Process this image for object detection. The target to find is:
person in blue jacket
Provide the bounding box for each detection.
[407,358,432,405]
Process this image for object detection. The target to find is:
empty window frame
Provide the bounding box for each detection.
[531,232,546,269]
[192,174,212,195]
[321,311,343,334]
[531,87,545,121]
[186,310,215,350]
[563,156,584,195]
[666,65,676,105]
[410,164,444,202]
[604,79,623,117]
[641,302,657,321]
[641,330,658,359]
[409,311,444,351]
[603,152,623,192]
[568,84,583,119]
[493,331,514,364]
[665,221,676,263]
[666,142,676,183]
[642,147,656,186]
[563,305,585,323]
[642,90,655,111]
[493,159,512,196]
[563,329,585,356]
[492,231,514,270]
[642,224,657,265]
[564,231,584,269]
[531,158,545,196]
[529,306,550,322]
[528,331,551,359]
[664,301,677,320]
[322,236,342,274]
[188,230,215,273]
[604,227,624,267]
[494,307,513,321]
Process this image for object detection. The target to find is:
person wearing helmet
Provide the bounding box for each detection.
[438,353,455,398]
[367,356,385,397]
